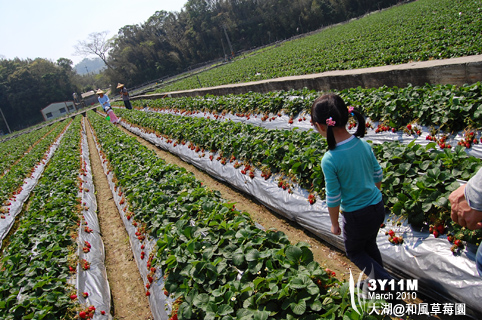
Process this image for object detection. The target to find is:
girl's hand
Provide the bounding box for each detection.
[331,224,341,235]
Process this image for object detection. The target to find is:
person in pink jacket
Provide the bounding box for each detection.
[96,89,120,124]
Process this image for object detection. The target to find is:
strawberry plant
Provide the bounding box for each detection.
[0,123,58,176]
[0,121,68,212]
[457,131,479,149]
[374,141,482,243]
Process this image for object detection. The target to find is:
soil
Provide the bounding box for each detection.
[85,119,153,320]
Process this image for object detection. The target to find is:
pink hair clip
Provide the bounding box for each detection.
[348,106,354,113]
[326,117,336,126]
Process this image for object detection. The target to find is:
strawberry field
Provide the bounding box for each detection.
[1,0,481,318]
[2,77,482,319]
[155,0,482,93]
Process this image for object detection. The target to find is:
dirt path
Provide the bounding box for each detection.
[86,120,153,320]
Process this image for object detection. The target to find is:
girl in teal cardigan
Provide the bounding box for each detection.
[311,93,391,282]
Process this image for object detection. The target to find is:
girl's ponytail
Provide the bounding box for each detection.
[326,126,337,150]
[351,109,366,138]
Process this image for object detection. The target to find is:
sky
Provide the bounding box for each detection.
[0,0,188,66]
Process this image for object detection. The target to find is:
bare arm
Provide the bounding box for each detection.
[328,205,341,235]
[449,184,482,230]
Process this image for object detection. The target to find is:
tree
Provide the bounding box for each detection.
[74,31,114,70]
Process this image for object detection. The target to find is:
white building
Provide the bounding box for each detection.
[40,101,77,121]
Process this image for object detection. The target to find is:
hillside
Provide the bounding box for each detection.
[154,0,482,93]
[74,57,106,75]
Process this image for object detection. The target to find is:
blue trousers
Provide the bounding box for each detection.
[342,200,392,281]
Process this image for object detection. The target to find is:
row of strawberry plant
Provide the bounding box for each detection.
[153,0,482,92]
[0,123,58,176]
[87,111,376,320]
[0,121,68,216]
[130,82,482,135]
[114,108,327,196]
[130,88,313,118]
[114,108,482,246]
[0,118,82,318]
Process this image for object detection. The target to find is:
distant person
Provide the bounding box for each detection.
[96,89,120,124]
[117,83,133,110]
[72,92,78,103]
[449,168,482,276]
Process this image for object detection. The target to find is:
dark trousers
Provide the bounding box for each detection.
[342,200,392,281]
[123,100,133,109]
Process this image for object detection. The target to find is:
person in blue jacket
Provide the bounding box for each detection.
[97,89,120,124]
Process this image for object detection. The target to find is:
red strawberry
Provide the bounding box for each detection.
[82,292,89,298]
[454,239,463,247]
[406,124,412,130]
[101,311,106,315]
[388,230,395,237]
[70,294,77,300]
[436,224,445,235]
[79,311,87,319]
[433,230,439,238]
[146,291,151,296]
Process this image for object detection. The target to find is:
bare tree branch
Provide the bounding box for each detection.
[74,31,114,69]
